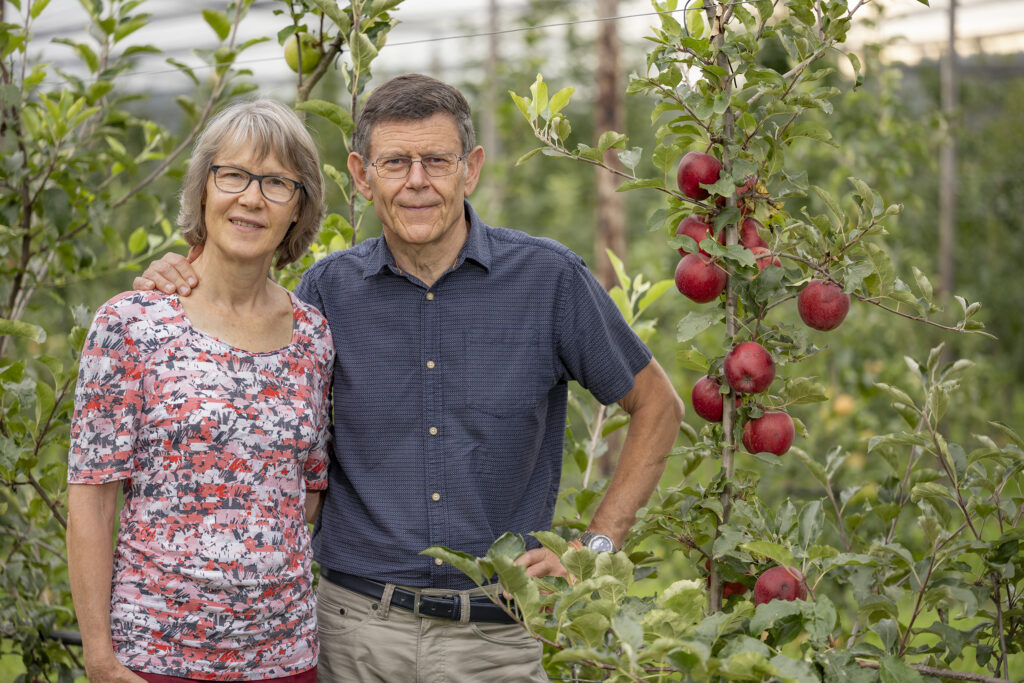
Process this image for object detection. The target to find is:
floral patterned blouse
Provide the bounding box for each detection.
[68,290,334,680]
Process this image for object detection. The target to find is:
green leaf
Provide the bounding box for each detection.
[349,30,378,75]
[879,654,926,682]
[638,279,674,314]
[128,227,149,254]
[0,318,46,343]
[201,9,231,41]
[563,548,597,582]
[606,249,630,292]
[989,420,1024,449]
[529,74,548,118]
[419,546,485,585]
[785,121,836,147]
[677,310,723,342]
[548,86,574,116]
[741,541,793,568]
[486,531,526,561]
[295,99,354,136]
[597,130,626,154]
[530,530,568,558]
[616,177,664,192]
[308,0,351,33]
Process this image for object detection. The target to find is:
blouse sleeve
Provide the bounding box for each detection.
[302,324,334,491]
[67,299,145,484]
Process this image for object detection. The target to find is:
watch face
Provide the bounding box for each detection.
[585,534,615,553]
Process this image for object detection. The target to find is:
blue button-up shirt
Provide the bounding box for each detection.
[296,202,652,589]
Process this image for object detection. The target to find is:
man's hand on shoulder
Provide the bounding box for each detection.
[132,246,203,295]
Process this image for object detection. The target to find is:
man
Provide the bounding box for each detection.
[137,74,685,681]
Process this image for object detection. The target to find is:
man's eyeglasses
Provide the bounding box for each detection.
[369,153,466,179]
[210,165,304,204]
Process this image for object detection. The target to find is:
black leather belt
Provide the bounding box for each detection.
[320,567,518,624]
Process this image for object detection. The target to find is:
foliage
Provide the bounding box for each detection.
[426,0,1024,681]
[0,0,401,677]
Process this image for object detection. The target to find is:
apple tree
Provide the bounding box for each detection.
[426,0,1022,681]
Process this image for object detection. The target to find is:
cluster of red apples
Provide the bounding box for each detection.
[706,559,809,605]
[674,151,853,458]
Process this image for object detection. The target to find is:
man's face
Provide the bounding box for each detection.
[348,113,484,254]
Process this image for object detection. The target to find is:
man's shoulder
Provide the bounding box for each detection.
[482,224,584,269]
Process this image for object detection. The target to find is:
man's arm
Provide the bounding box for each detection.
[66,482,146,682]
[516,358,684,578]
[305,490,324,524]
[132,246,202,295]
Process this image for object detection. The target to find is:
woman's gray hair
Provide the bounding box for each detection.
[177,98,325,268]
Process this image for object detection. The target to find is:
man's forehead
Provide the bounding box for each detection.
[367,114,461,153]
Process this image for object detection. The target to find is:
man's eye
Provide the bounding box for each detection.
[382,157,410,168]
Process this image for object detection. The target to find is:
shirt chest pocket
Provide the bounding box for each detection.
[462,328,553,418]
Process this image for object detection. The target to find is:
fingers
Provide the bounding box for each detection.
[134,252,199,296]
[514,548,568,579]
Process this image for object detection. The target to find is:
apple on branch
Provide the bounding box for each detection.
[675,253,727,303]
[675,215,714,256]
[723,341,775,394]
[798,279,851,331]
[742,410,795,456]
[754,565,808,605]
[284,32,321,74]
[676,151,722,201]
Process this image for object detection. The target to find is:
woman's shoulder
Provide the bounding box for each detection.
[287,290,334,352]
[88,290,187,349]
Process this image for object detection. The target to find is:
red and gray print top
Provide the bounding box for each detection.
[68,289,334,680]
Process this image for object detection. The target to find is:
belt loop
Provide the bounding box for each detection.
[412,590,421,618]
[459,590,471,624]
[379,583,396,619]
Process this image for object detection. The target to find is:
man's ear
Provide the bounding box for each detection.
[347,152,374,201]
[462,145,485,196]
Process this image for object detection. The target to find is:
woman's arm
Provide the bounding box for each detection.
[66,482,145,682]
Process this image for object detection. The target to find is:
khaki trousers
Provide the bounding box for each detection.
[316,577,548,683]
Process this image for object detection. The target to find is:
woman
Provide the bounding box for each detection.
[66,98,332,682]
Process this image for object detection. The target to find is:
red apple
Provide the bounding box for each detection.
[705,558,749,598]
[742,410,795,456]
[718,217,768,250]
[750,246,781,274]
[675,253,727,303]
[754,565,807,605]
[716,174,758,212]
[723,341,775,394]
[797,280,851,331]
[676,151,722,201]
[691,376,726,422]
[675,215,714,255]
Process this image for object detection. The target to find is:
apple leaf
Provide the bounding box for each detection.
[741,541,793,568]
[677,310,723,343]
[676,345,709,372]
[348,31,377,75]
[201,9,230,41]
[419,546,486,585]
[548,86,574,117]
[295,99,354,136]
[0,318,45,343]
[530,530,568,558]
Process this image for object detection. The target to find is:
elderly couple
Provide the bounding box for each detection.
[65,73,684,682]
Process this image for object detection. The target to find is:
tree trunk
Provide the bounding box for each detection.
[594,0,626,291]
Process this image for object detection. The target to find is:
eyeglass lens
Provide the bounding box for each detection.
[214,167,298,202]
[374,154,461,178]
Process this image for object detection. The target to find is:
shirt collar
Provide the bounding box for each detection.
[361,200,492,279]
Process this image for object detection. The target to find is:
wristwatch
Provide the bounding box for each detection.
[578,531,617,553]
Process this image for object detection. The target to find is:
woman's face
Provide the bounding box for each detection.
[202,140,301,268]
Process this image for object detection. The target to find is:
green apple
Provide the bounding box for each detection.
[284,32,320,74]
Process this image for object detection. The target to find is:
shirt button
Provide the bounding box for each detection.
[431,492,440,502]
[434,557,444,566]
[426,292,435,301]
[426,360,435,369]
[429,426,438,436]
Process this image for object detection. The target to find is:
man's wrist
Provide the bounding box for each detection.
[578,530,617,553]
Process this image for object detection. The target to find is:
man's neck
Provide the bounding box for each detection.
[386,221,470,288]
